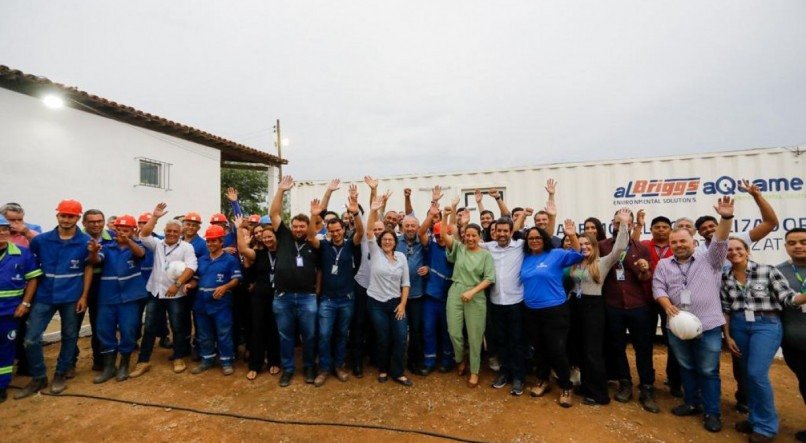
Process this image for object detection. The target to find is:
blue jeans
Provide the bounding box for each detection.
[730,312,782,437]
[668,325,723,416]
[138,296,190,363]
[97,301,141,355]
[368,297,408,378]
[195,305,235,365]
[24,301,80,379]
[422,295,453,369]
[318,294,354,371]
[0,315,19,388]
[273,292,317,373]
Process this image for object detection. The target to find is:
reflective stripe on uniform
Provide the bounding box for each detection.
[0,289,24,298]
[100,273,142,282]
[0,365,13,375]
[24,269,43,280]
[45,272,84,279]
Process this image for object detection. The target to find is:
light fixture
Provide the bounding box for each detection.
[281,138,290,147]
[42,94,65,109]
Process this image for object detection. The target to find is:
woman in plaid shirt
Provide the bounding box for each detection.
[721,237,806,442]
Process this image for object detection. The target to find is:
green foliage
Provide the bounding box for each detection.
[220,168,268,216]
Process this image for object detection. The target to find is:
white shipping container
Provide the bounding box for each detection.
[291,147,805,266]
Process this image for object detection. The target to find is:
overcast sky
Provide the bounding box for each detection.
[2,1,805,180]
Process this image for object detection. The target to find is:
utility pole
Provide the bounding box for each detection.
[274,118,283,179]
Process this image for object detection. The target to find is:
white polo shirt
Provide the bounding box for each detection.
[481,239,525,306]
[140,236,198,299]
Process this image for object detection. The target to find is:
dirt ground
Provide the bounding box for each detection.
[2,338,804,442]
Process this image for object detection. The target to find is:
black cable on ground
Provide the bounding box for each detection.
[7,385,491,443]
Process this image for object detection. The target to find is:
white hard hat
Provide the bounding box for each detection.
[668,310,703,340]
[166,261,188,281]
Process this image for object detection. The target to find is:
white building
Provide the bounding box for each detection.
[0,65,283,230]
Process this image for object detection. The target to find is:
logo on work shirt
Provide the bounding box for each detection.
[69,259,81,269]
[216,273,225,283]
[537,262,548,269]
[7,329,16,341]
[11,273,22,281]
[127,260,135,269]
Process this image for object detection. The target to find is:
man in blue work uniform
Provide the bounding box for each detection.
[72,209,116,375]
[0,215,42,403]
[187,225,241,376]
[93,215,148,384]
[182,211,208,361]
[15,199,100,398]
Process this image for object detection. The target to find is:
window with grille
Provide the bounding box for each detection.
[137,158,171,189]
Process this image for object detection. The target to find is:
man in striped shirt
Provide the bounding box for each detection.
[653,196,734,433]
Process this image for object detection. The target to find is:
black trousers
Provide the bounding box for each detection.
[605,304,656,386]
[576,296,609,403]
[248,283,280,371]
[782,342,806,405]
[491,302,525,382]
[406,297,424,369]
[350,283,375,366]
[524,302,572,389]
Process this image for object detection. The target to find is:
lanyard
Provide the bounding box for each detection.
[332,244,344,262]
[295,241,306,257]
[793,262,806,292]
[655,244,670,258]
[163,242,180,258]
[618,244,630,265]
[674,259,693,287]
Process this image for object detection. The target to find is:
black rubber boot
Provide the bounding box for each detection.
[93,353,117,384]
[116,353,131,382]
[13,377,47,399]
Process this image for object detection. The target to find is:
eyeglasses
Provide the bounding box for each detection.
[527,237,543,242]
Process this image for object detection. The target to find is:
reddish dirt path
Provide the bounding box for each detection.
[3,338,804,442]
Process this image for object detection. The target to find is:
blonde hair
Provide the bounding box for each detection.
[572,233,602,284]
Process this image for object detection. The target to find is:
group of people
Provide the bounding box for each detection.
[1,176,805,443]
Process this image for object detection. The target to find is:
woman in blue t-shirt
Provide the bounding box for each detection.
[521,220,583,407]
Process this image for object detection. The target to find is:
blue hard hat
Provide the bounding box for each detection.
[0,215,9,226]
[259,215,271,225]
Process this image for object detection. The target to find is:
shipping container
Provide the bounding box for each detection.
[290,147,805,266]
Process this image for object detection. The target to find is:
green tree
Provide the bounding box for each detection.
[220,168,268,216]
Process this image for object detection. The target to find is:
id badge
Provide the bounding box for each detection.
[744,309,755,322]
[296,256,304,267]
[331,265,339,275]
[615,268,626,281]
[680,289,691,306]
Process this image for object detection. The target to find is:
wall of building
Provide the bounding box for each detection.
[0,88,221,232]
[290,147,805,265]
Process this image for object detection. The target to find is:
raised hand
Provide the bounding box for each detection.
[431,185,443,202]
[226,187,238,202]
[458,211,470,226]
[371,196,384,212]
[635,208,645,226]
[327,179,341,192]
[404,188,412,198]
[488,189,501,200]
[87,239,102,254]
[563,219,576,236]
[738,179,760,197]
[152,202,168,218]
[428,201,441,218]
[545,179,557,196]
[450,195,460,209]
[364,176,378,190]
[713,196,735,218]
[348,183,359,200]
[347,193,359,214]
[310,198,323,217]
[278,175,294,191]
[617,208,633,225]
[524,207,535,217]
[233,215,244,228]
[474,189,483,204]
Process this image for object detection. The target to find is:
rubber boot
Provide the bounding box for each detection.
[116,353,131,382]
[93,353,117,384]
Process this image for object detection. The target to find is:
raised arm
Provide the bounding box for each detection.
[347,185,364,245]
[366,196,383,240]
[226,187,243,218]
[269,175,294,231]
[419,202,440,246]
[474,189,485,221]
[487,189,510,218]
[235,219,257,264]
[379,190,392,218]
[514,207,533,232]
[601,209,631,270]
[441,205,456,250]
[563,219,579,251]
[740,180,779,242]
[713,196,735,242]
[404,188,414,216]
[632,209,646,243]
[545,179,558,236]
[308,198,323,249]
[139,202,167,238]
[320,179,340,213]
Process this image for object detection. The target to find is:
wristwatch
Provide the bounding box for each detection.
[22,301,32,308]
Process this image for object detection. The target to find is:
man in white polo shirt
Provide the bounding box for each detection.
[130,203,197,377]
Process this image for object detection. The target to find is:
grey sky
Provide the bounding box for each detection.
[2,0,805,180]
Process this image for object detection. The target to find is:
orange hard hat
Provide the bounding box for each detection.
[55,199,83,216]
[209,213,227,224]
[248,214,261,223]
[184,212,202,223]
[204,225,226,240]
[138,212,153,223]
[114,215,137,228]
